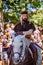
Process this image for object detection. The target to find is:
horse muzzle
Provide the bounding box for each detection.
[13,54,20,64]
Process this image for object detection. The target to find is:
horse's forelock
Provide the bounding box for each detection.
[14,35,25,42]
[13,35,26,50]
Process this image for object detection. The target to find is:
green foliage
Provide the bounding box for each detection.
[31,0,40,8]
[0,0,3,11]
[0,0,42,28]
[30,10,43,28]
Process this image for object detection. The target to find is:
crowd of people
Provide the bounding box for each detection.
[0,22,15,60]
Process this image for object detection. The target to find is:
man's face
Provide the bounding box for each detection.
[21,14,28,21]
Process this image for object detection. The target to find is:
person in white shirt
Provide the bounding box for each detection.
[34,31,42,65]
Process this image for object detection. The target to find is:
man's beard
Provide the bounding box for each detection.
[22,18,28,22]
[22,18,28,25]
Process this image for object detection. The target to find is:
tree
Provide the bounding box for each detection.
[30,10,43,28]
[0,0,41,24]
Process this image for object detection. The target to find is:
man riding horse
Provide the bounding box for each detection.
[14,9,37,64]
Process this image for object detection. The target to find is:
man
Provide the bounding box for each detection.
[14,10,37,65]
[14,10,35,34]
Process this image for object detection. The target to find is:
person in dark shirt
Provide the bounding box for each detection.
[14,10,37,65]
[14,10,35,35]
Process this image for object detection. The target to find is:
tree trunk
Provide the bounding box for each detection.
[0,11,4,28]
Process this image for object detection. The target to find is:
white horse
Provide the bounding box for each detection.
[9,35,42,65]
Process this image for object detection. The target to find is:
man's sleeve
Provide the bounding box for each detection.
[14,23,20,32]
[14,25,18,32]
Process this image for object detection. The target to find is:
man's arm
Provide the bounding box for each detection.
[14,23,21,32]
[14,25,18,32]
[23,22,35,35]
[23,29,33,35]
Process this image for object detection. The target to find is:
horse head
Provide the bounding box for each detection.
[11,35,28,65]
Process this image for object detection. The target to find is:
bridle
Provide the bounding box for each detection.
[13,52,21,57]
[12,45,26,63]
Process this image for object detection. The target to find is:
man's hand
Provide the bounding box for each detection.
[17,31,23,35]
[23,29,33,35]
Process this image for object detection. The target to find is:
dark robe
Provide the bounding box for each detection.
[14,21,35,33]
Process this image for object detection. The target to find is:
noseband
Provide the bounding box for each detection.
[13,50,25,63]
[13,52,21,56]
